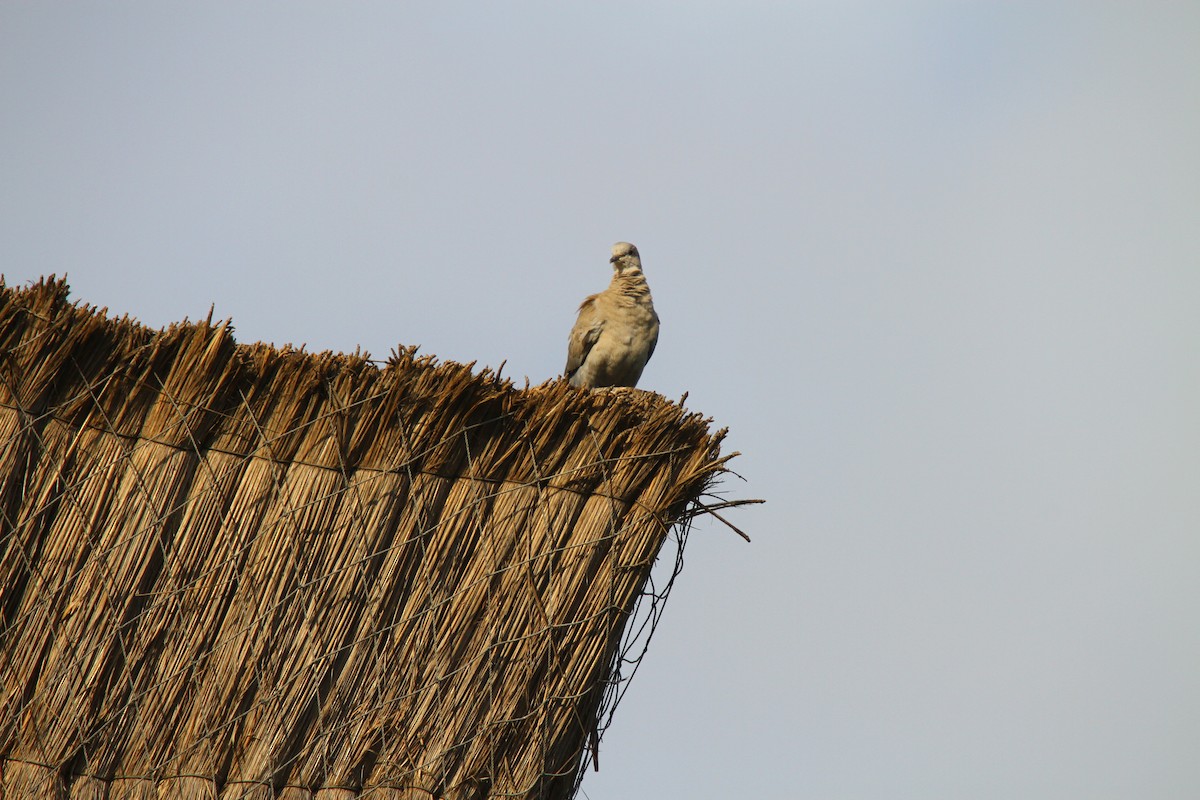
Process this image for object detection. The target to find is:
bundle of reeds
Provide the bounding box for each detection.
[0,277,748,800]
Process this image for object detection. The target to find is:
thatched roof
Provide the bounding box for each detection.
[0,277,748,800]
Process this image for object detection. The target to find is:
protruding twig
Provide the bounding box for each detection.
[692,498,763,542]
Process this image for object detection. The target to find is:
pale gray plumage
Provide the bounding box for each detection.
[565,242,660,389]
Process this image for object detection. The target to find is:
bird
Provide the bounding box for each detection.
[564,242,660,389]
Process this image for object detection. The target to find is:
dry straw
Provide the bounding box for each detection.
[0,277,753,800]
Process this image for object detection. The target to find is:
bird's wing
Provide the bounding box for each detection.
[565,294,605,378]
[644,317,659,364]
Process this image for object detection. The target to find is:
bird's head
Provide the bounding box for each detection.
[609,242,642,276]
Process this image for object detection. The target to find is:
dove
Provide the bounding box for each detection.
[564,242,660,389]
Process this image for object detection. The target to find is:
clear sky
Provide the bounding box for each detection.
[2,3,1198,798]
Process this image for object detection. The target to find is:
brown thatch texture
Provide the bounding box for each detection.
[0,277,741,800]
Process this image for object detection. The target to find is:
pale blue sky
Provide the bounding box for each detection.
[2,3,1198,797]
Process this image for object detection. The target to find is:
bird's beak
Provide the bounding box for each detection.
[609,255,619,263]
